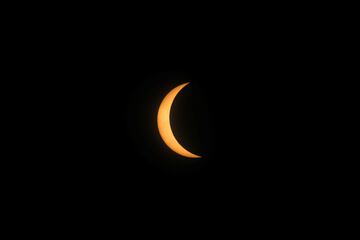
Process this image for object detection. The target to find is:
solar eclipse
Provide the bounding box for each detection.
[157,82,202,158]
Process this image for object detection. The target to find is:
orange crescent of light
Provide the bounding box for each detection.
[157,82,201,158]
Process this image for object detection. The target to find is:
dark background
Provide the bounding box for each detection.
[3,3,346,234]
[12,12,325,224]
[31,41,311,201]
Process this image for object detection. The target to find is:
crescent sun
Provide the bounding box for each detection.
[157,82,201,158]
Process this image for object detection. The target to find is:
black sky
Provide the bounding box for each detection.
[14,15,323,220]
[36,42,310,197]
[3,3,341,234]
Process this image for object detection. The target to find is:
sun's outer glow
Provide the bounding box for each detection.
[157,82,201,158]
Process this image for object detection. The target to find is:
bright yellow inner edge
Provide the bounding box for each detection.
[157,82,201,158]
